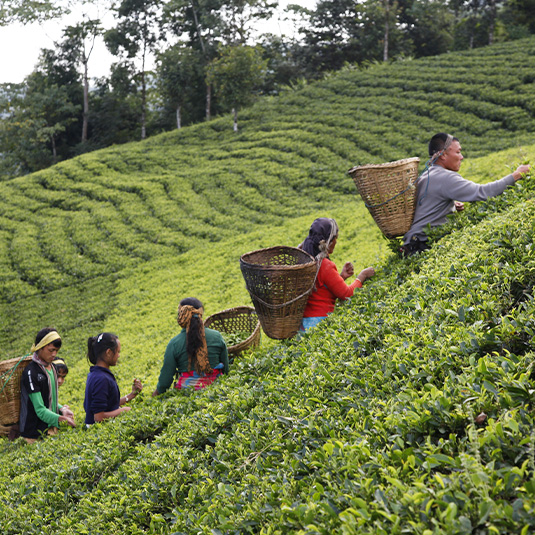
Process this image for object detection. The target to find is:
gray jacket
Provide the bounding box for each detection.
[403,165,515,244]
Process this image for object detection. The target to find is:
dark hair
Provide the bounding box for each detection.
[87,332,119,365]
[428,133,459,157]
[52,357,68,375]
[35,327,62,349]
[180,297,204,360]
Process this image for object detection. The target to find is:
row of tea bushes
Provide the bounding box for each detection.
[1,154,535,533]
[1,38,534,308]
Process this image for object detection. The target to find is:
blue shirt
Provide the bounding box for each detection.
[84,366,120,425]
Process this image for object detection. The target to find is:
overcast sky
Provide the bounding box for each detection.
[0,1,316,84]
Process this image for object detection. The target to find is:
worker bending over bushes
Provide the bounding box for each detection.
[152,297,229,395]
[403,132,531,256]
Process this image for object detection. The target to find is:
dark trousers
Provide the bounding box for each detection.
[401,238,430,257]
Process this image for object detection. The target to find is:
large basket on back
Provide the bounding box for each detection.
[349,157,420,238]
[0,423,13,437]
[204,306,261,356]
[0,355,32,428]
[240,246,317,340]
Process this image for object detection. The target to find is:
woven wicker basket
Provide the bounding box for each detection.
[348,157,420,238]
[240,246,317,340]
[0,355,32,426]
[204,306,261,356]
[0,423,12,437]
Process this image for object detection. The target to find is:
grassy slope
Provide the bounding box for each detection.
[0,37,535,534]
[1,37,534,361]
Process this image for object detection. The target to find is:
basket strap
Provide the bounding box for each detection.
[0,354,31,398]
[247,259,322,310]
[417,156,441,206]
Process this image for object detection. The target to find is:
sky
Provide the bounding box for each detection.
[0,1,316,84]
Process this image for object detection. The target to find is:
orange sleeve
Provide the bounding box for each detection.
[322,260,361,299]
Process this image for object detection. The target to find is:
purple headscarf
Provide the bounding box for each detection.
[300,218,339,259]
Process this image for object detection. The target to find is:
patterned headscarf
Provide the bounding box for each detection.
[177,305,212,375]
[300,218,339,260]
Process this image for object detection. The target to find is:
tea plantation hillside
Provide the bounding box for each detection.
[1,37,534,363]
[1,37,535,534]
[1,146,535,534]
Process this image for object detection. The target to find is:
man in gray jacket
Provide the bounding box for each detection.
[402,133,531,256]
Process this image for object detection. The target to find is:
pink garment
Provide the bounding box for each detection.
[174,368,223,390]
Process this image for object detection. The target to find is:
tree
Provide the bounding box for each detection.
[156,45,206,129]
[382,0,396,61]
[0,73,80,176]
[452,0,506,48]
[163,0,226,121]
[162,0,276,121]
[257,33,307,95]
[37,44,85,152]
[88,63,141,148]
[299,0,366,76]
[0,44,84,177]
[499,0,535,38]
[61,19,102,143]
[507,0,535,33]
[207,45,267,132]
[398,0,454,57]
[218,0,277,44]
[163,0,220,120]
[0,0,65,25]
[105,0,161,140]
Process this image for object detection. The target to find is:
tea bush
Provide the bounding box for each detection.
[3,183,535,533]
[1,37,535,534]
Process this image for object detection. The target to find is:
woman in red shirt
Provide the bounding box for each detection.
[299,218,374,331]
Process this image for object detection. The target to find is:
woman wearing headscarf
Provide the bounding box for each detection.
[19,327,76,443]
[299,218,375,331]
[152,297,229,396]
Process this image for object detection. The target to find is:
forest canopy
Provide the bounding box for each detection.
[0,0,534,178]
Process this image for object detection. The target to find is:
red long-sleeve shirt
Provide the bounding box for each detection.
[303,258,362,318]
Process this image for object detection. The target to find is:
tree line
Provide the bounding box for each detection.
[0,0,533,179]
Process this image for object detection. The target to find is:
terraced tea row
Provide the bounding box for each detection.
[2,176,535,533]
[1,36,535,535]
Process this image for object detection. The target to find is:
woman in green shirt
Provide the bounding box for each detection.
[152,297,229,395]
[19,327,76,443]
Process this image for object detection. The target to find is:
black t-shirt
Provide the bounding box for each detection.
[19,361,58,439]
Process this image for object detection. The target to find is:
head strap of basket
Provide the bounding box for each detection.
[31,331,61,353]
[301,218,338,261]
[177,304,212,375]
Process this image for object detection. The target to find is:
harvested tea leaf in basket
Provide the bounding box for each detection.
[221,330,252,347]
